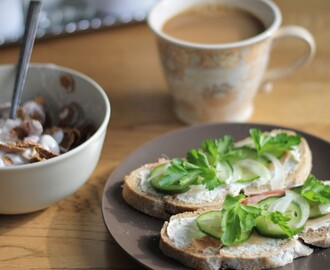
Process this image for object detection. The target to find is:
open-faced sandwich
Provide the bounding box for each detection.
[122,128,312,219]
[160,175,330,270]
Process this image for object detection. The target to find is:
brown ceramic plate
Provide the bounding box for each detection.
[102,123,330,270]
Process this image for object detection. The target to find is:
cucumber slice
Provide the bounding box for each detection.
[289,186,324,219]
[291,186,325,219]
[309,203,325,219]
[148,163,168,181]
[255,216,284,238]
[196,211,223,240]
[257,196,281,210]
[236,166,260,183]
[216,161,233,184]
[285,190,310,228]
[291,186,303,194]
[150,177,190,194]
[196,210,251,242]
[235,159,270,183]
[241,147,270,166]
[148,163,191,194]
[255,199,304,238]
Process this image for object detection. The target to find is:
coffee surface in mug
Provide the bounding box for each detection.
[162,5,266,44]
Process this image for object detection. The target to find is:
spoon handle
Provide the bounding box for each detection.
[10,1,42,119]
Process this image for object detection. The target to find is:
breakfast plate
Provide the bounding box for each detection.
[102,123,330,269]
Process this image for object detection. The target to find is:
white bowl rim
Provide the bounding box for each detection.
[0,63,111,172]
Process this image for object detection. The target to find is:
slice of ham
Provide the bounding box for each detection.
[241,189,285,205]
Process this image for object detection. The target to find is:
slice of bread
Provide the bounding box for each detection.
[122,129,312,220]
[299,215,330,248]
[160,210,313,270]
[298,180,330,248]
[122,163,230,220]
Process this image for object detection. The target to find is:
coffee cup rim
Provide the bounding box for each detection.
[147,0,282,49]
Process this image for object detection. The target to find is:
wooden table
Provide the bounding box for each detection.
[0,0,329,269]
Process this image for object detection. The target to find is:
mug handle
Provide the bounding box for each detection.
[261,25,316,92]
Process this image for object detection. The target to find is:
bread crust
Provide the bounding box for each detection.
[122,163,172,220]
[220,237,312,270]
[299,226,330,248]
[299,211,330,248]
[160,210,313,270]
[160,210,222,270]
[122,129,312,220]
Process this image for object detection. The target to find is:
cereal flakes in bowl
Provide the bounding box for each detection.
[0,64,110,214]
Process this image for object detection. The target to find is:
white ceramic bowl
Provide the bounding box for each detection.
[0,64,111,214]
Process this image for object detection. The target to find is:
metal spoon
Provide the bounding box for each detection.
[10,0,42,119]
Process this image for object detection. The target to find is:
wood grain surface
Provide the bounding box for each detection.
[0,0,329,269]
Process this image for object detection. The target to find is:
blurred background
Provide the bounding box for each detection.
[0,0,159,46]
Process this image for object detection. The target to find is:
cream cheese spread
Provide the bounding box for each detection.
[139,168,160,195]
[175,184,228,204]
[166,216,205,248]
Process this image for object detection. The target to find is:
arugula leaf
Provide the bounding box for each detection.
[222,194,245,209]
[264,211,294,237]
[250,128,266,153]
[187,149,225,190]
[185,133,278,191]
[187,148,211,168]
[300,175,330,204]
[157,159,202,187]
[200,137,257,164]
[150,128,301,194]
[201,136,234,166]
[250,128,301,158]
[149,156,224,192]
[199,167,223,190]
[220,195,261,245]
[157,159,188,187]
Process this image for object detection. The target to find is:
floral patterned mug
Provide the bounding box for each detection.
[148,0,315,124]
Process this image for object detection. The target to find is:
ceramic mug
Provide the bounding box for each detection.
[148,0,316,124]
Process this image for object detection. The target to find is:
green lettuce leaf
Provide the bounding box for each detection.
[300,175,330,204]
[220,195,261,245]
[155,158,199,187]
[250,128,301,158]
[150,128,301,194]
